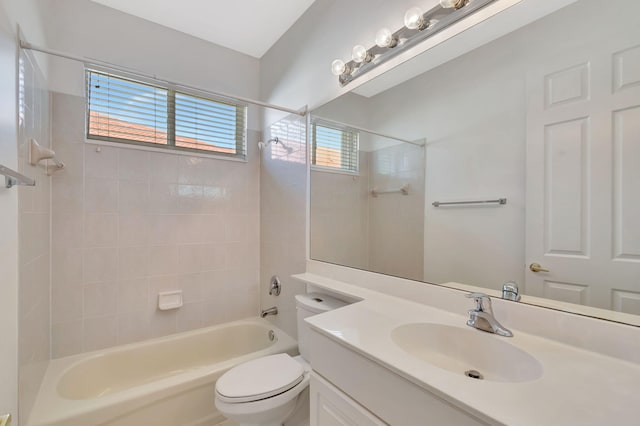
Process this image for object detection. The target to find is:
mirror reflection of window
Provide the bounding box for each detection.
[312,123,359,174]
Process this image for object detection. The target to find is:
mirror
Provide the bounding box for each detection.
[309,0,640,323]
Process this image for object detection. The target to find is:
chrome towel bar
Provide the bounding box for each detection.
[432,198,506,207]
[371,183,409,197]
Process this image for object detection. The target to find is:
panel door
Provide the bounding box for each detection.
[526,34,640,313]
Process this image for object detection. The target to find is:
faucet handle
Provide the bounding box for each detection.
[466,292,492,312]
[502,281,521,302]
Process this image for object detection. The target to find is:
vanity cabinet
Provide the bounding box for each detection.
[309,330,492,426]
[310,373,385,426]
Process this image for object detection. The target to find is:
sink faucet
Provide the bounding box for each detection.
[261,306,278,318]
[502,281,521,302]
[466,293,513,337]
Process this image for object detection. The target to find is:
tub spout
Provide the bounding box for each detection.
[261,307,278,318]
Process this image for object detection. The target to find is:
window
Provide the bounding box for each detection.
[86,69,247,158]
[311,122,359,173]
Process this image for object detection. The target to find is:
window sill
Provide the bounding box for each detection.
[85,139,249,163]
[310,165,359,177]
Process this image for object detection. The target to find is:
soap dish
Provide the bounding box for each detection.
[158,290,183,311]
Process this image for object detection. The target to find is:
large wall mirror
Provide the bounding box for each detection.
[309,0,640,324]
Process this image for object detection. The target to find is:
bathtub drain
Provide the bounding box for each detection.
[268,330,275,341]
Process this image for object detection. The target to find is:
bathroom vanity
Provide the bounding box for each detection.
[296,273,640,426]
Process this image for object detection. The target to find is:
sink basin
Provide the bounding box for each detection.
[391,323,543,383]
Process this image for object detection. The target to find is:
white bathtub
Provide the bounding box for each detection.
[28,317,297,426]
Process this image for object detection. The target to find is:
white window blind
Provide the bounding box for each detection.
[312,123,359,173]
[175,92,246,155]
[86,69,247,158]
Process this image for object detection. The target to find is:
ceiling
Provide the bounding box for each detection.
[90,0,316,58]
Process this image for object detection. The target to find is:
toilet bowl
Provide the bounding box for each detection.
[215,354,310,426]
[214,293,348,426]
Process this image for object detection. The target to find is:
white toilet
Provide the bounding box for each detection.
[215,293,347,426]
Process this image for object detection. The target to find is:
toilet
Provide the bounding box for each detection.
[215,293,347,426]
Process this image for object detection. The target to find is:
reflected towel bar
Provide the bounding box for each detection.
[0,164,35,189]
[432,198,507,207]
[371,184,409,197]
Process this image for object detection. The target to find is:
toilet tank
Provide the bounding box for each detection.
[295,293,348,362]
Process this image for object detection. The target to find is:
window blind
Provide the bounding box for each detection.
[312,123,359,173]
[87,71,168,145]
[175,93,246,156]
[86,69,247,158]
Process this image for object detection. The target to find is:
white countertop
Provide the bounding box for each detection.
[296,273,640,426]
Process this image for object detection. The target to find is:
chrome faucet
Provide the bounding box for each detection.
[466,293,513,337]
[502,281,521,302]
[260,306,278,318]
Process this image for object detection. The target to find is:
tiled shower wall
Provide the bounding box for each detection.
[260,115,307,338]
[18,49,51,422]
[51,93,260,358]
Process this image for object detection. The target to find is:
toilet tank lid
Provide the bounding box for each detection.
[295,293,348,313]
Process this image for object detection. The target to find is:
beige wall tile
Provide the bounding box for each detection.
[51,93,262,355]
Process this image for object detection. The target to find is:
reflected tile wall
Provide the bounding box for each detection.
[369,143,425,281]
[309,141,425,282]
[310,154,370,270]
[51,93,260,358]
[260,115,308,337]
[18,49,51,423]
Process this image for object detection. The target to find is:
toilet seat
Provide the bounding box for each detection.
[216,353,304,403]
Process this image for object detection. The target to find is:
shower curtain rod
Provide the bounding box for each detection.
[20,40,307,117]
[312,116,425,147]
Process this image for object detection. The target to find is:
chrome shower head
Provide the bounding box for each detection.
[258,137,293,153]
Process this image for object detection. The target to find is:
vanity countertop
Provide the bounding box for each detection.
[296,273,640,426]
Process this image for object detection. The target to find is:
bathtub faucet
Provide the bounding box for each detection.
[260,306,278,318]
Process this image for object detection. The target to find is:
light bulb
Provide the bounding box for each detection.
[331,59,347,76]
[404,7,426,30]
[375,28,396,48]
[440,0,464,9]
[352,45,369,63]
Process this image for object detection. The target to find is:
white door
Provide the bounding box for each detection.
[525,34,640,313]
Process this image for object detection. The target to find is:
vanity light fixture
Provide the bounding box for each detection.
[331,59,349,76]
[440,0,469,9]
[404,7,428,30]
[375,28,397,48]
[352,45,373,63]
[331,0,496,86]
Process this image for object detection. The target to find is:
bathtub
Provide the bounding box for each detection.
[28,317,297,426]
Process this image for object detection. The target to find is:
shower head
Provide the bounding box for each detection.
[258,137,294,153]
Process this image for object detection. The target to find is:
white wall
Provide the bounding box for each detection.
[41,0,261,128]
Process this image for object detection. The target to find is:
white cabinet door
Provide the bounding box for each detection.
[310,373,386,426]
[525,31,640,312]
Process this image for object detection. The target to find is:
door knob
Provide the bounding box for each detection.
[529,263,549,273]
